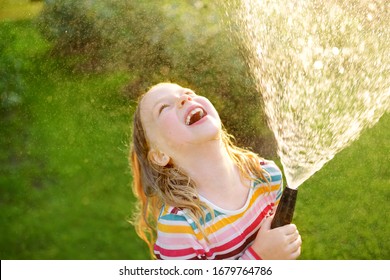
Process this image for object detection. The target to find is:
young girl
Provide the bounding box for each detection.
[130,82,302,260]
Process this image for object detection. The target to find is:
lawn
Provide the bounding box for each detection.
[0,19,148,259]
[0,0,43,21]
[1,16,389,259]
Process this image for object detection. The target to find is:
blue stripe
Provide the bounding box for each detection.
[160,208,225,230]
[253,173,282,184]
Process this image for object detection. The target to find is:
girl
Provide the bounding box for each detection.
[130,82,301,260]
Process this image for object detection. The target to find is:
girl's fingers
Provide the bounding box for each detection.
[290,244,302,259]
[277,224,302,259]
[286,229,300,244]
[287,224,298,234]
[280,224,302,259]
[288,235,302,252]
[283,235,302,259]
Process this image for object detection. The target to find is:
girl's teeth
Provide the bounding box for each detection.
[186,108,204,125]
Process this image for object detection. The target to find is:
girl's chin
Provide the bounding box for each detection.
[192,127,221,143]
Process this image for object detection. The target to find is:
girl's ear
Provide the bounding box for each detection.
[148,149,170,167]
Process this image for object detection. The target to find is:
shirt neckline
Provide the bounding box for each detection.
[198,181,254,215]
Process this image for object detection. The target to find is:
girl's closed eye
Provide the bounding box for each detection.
[158,104,169,115]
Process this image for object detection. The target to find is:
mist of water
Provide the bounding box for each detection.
[225,0,390,189]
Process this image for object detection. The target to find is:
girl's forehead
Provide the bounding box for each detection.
[141,83,184,108]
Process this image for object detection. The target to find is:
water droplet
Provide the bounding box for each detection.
[313,60,323,70]
[332,47,340,56]
[194,1,204,9]
[342,47,352,56]
[358,42,365,53]
[368,3,377,11]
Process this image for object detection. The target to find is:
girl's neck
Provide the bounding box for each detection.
[177,138,232,176]
[174,139,250,208]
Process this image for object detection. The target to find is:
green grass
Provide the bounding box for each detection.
[0,19,148,259]
[1,19,389,260]
[295,113,390,259]
[0,0,43,21]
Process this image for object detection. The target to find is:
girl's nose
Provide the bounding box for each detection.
[177,95,192,108]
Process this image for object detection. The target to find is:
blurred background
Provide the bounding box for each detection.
[0,0,389,259]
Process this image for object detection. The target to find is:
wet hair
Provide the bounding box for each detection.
[129,83,270,258]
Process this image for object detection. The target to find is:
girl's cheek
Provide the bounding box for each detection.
[159,113,180,133]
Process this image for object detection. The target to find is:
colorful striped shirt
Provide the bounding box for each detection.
[154,160,283,260]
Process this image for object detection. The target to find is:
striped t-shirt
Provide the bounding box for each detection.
[153,160,283,260]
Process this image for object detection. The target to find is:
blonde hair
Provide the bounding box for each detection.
[130,84,269,258]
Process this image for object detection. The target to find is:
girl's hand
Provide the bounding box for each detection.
[251,215,302,260]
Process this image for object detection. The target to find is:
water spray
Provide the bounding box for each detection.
[225,0,390,229]
[270,186,298,229]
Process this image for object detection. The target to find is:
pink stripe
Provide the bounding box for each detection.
[209,200,273,246]
[209,204,272,256]
[248,246,262,260]
[214,232,257,259]
[207,193,274,244]
[155,233,202,248]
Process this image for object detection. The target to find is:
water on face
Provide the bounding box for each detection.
[225,0,390,189]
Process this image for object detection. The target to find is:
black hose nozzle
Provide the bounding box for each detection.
[271,186,298,229]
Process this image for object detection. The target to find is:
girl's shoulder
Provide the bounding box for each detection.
[256,159,283,184]
[158,204,186,219]
[156,205,202,233]
[253,159,283,203]
[157,201,216,230]
[158,205,193,223]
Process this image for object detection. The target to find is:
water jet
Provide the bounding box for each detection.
[225,0,390,228]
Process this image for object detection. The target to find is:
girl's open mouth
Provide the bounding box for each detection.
[185,107,207,125]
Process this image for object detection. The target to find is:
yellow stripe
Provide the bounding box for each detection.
[158,223,201,235]
[204,184,280,234]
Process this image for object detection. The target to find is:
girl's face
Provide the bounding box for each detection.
[140,83,221,160]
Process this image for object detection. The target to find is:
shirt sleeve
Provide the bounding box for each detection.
[154,208,209,260]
